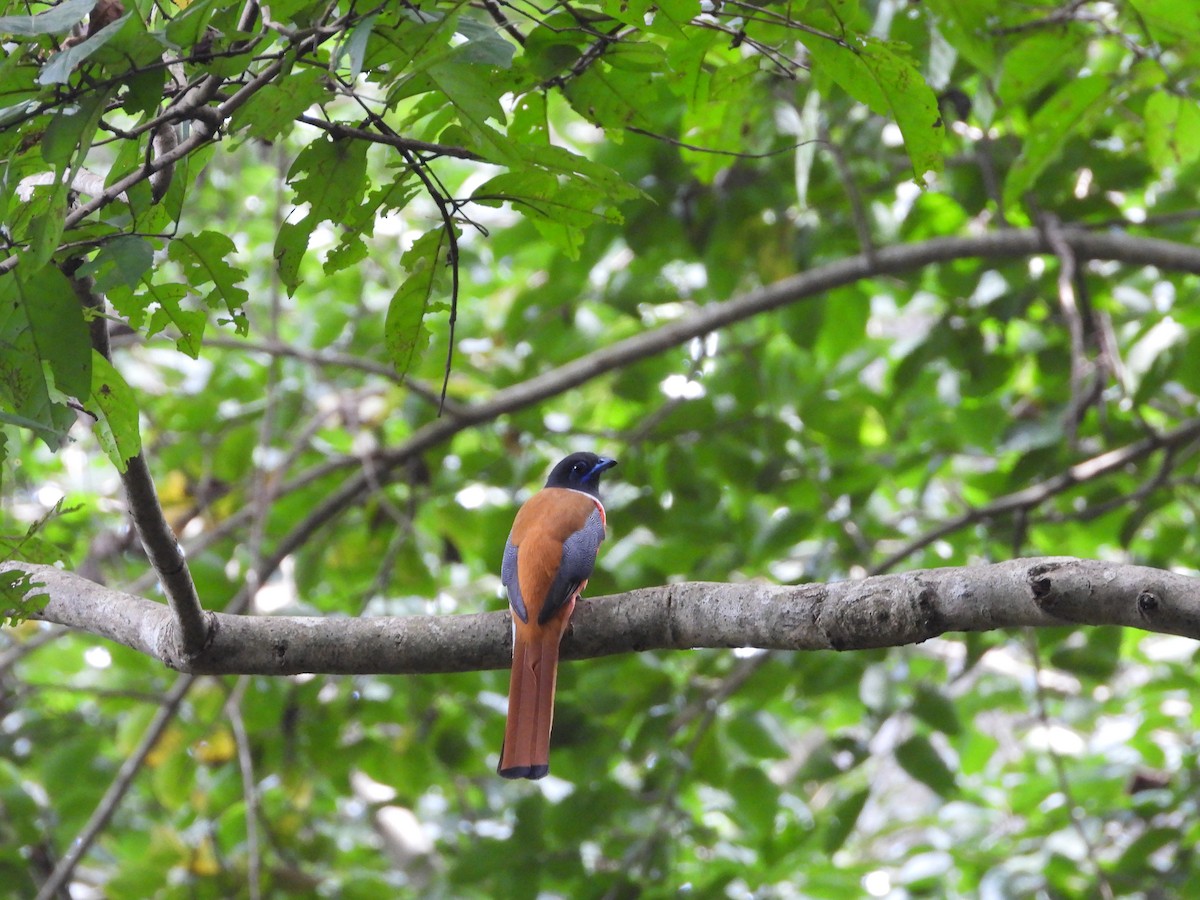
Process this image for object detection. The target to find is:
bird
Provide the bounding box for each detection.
[497,451,618,779]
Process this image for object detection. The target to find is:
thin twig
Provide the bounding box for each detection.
[120,452,210,656]
[296,113,482,160]
[821,122,875,259]
[477,0,526,44]
[339,83,464,416]
[227,678,262,900]
[34,675,195,900]
[1041,212,1093,447]
[875,416,1200,572]
[1022,631,1117,900]
[626,125,821,160]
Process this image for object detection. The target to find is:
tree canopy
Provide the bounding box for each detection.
[4,0,1200,897]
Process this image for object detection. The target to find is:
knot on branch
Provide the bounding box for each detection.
[156,610,218,672]
[817,575,946,651]
[1026,559,1075,616]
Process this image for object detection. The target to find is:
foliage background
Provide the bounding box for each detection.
[3,0,1200,897]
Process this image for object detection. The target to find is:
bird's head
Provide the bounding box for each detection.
[545,452,618,497]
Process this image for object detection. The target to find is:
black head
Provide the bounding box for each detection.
[544,452,618,497]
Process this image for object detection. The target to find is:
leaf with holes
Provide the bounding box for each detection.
[801,34,944,185]
[169,231,249,334]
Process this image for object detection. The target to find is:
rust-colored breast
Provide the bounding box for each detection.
[509,488,602,616]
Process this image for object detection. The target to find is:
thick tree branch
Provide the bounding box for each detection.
[13,558,1200,676]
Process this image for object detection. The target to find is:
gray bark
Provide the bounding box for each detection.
[7,557,1197,676]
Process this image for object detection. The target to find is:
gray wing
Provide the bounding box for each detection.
[501,538,527,623]
[538,507,606,625]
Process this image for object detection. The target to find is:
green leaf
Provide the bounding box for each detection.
[924,0,999,73]
[895,735,958,798]
[0,0,95,35]
[822,787,869,853]
[728,765,779,835]
[0,501,68,624]
[998,32,1079,106]
[285,136,370,223]
[87,351,140,471]
[79,235,154,293]
[42,91,107,168]
[163,0,218,49]
[1144,93,1200,172]
[1128,0,1200,43]
[1003,75,1110,209]
[454,17,516,67]
[230,68,328,143]
[28,89,109,267]
[122,67,167,118]
[274,218,310,297]
[167,231,249,334]
[0,409,67,439]
[145,284,206,357]
[911,683,962,736]
[23,181,70,270]
[338,11,380,79]
[38,13,132,85]
[0,563,48,626]
[674,51,761,182]
[801,34,944,183]
[565,63,654,131]
[275,136,370,294]
[0,263,91,448]
[421,62,514,160]
[1049,627,1123,681]
[385,228,447,379]
[604,40,668,72]
[521,15,593,79]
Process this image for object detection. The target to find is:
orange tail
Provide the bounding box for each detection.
[498,624,566,779]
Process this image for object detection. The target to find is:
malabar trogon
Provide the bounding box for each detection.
[498,452,618,779]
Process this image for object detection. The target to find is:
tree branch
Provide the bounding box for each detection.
[0,15,338,276]
[239,227,1200,578]
[296,114,482,161]
[13,558,1200,676]
[64,265,210,659]
[873,416,1200,571]
[119,452,210,657]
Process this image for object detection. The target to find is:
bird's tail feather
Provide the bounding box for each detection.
[498,625,564,779]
